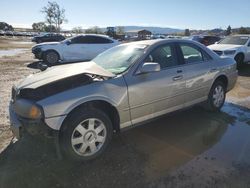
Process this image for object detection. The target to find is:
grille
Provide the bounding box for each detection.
[213,50,223,56]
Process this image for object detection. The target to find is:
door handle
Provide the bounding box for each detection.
[172,75,183,81]
[177,70,183,73]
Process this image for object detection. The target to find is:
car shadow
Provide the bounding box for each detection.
[0,104,247,188]
[26,60,43,69]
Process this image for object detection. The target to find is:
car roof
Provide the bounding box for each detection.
[122,39,199,46]
[77,34,113,39]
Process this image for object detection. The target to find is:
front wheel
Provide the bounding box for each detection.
[60,108,113,161]
[43,50,59,65]
[234,54,244,69]
[205,81,226,112]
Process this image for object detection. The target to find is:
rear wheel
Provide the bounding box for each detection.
[235,53,244,69]
[60,108,113,161]
[205,81,226,112]
[43,50,59,65]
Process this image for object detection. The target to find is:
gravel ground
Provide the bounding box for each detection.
[0,38,250,188]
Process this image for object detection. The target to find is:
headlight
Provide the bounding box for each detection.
[224,50,236,55]
[13,99,43,119]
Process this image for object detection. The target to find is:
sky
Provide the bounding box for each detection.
[0,0,250,30]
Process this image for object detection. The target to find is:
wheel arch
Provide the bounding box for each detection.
[211,74,229,91]
[235,52,245,61]
[60,99,121,134]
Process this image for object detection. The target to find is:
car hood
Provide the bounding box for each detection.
[32,42,60,48]
[208,44,242,51]
[16,61,115,89]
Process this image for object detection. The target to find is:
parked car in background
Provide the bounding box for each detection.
[0,30,4,36]
[201,36,221,46]
[188,35,221,46]
[32,34,119,64]
[10,39,237,161]
[208,35,250,67]
[32,33,65,43]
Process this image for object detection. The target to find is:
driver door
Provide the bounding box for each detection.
[63,36,91,61]
[124,43,186,125]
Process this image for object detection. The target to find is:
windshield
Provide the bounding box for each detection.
[92,44,147,74]
[219,36,249,45]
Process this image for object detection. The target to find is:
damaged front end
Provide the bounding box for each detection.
[18,73,94,101]
[9,72,109,139]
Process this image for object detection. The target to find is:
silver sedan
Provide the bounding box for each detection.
[9,39,237,160]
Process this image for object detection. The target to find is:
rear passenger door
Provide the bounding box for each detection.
[177,42,214,106]
[63,36,88,61]
[83,36,116,59]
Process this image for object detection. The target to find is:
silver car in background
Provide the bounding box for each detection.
[9,39,237,160]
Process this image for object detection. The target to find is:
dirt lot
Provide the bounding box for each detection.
[0,37,250,188]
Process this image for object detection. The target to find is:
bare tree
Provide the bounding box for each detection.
[32,22,46,32]
[53,2,67,32]
[41,1,67,32]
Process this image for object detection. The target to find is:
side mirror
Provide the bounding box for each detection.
[139,62,160,74]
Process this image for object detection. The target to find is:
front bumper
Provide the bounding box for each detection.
[9,103,58,139]
[32,48,43,59]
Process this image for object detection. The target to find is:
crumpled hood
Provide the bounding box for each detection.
[16,61,115,89]
[208,44,242,51]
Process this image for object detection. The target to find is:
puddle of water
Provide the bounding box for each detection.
[123,102,250,180]
[0,49,27,57]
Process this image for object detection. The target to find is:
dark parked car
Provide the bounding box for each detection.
[189,35,221,46]
[32,33,65,43]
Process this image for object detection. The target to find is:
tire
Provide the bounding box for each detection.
[43,50,59,65]
[234,53,244,69]
[60,107,113,161]
[205,81,226,112]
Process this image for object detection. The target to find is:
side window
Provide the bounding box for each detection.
[145,44,178,69]
[180,44,203,64]
[248,41,250,47]
[71,36,113,44]
[85,36,113,44]
[71,36,86,44]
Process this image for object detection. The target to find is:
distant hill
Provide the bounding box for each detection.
[98,26,183,34]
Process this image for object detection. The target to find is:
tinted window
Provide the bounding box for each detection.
[85,36,113,44]
[219,36,249,45]
[180,44,203,64]
[71,36,113,44]
[145,44,178,69]
[202,36,221,45]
